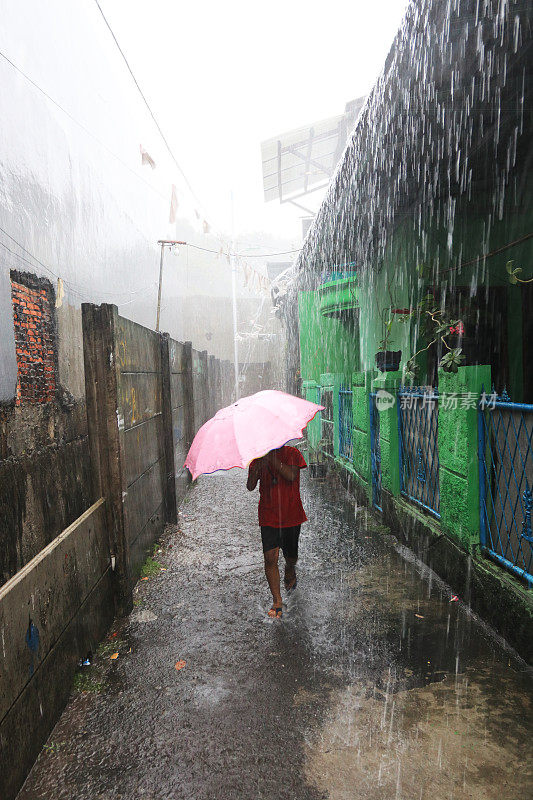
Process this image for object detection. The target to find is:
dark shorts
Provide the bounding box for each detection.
[260,525,301,559]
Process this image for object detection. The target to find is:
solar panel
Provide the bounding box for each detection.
[261,98,364,203]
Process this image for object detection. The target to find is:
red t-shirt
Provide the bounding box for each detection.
[251,445,307,528]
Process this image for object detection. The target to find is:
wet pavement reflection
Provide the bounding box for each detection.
[18,469,533,800]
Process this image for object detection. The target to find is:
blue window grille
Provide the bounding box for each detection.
[397,386,440,518]
[339,385,353,460]
[478,391,533,586]
[320,387,334,456]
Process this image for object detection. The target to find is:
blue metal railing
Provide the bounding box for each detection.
[397,386,440,518]
[478,392,533,586]
[339,386,353,460]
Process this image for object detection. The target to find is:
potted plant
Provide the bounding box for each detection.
[376,294,402,372]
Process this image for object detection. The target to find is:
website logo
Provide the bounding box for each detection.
[375,389,395,411]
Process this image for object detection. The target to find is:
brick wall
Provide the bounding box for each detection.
[10,271,57,405]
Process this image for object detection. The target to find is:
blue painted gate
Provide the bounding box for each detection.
[339,385,353,460]
[397,386,440,518]
[320,387,334,457]
[478,391,533,586]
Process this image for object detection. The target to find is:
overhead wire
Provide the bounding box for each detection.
[0,41,230,253]
[92,0,217,229]
[0,220,293,308]
[0,226,157,301]
[92,2,305,255]
[236,249,300,258]
[0,49,171,208]
[0,19,302,308]
[441,231,533,274]
[185,243,300,258]
[0,44,297,266]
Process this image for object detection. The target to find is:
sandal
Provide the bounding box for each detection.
[267,606,283,619]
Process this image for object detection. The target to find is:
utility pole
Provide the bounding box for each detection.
[156,240,185,331]
[230,194,239,401]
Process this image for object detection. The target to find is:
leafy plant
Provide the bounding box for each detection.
[140,556,162,579]
[400,294,466,380]
[377,281,397,351]
[72,671,105,693]
[43,741,64,753]
[506,259,533,284]
[439,348,465,374]
[97,639,124,657]
[378,316,394,351]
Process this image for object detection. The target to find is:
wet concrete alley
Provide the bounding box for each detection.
[18,468,533,800]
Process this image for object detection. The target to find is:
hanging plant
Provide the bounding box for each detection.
[400,294,465,380]
[439,348,465,374]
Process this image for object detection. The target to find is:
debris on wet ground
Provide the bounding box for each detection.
[18,470,533,800]
[130,608,158,623]
[174,660,187,671]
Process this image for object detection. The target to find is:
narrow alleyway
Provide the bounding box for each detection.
[19,468,533,800]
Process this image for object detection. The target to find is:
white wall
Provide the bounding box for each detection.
[0,0,282,400]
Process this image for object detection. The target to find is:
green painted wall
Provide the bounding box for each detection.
[438,365,491,551]
[371,371,402,497]
[302,380,321,449]
[298,291,360,384]
[354,183,533,397]
[296,160,532,573]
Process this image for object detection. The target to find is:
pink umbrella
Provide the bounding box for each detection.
[184,390,324,480]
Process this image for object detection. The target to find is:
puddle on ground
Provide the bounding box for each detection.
[305,664,532,800]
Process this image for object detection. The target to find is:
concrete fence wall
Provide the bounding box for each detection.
[116,314,167,580]
[0,498,113,800]
[168,338,194,504]
[82,303,234,603]
[0,302,261,799]
[0,428,93,587]
[192,349,209,434]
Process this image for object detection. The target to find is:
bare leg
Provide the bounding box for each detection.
[283,556,297,590]
[264,547,282,613]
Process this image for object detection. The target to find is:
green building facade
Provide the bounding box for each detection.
[292,0,533,662]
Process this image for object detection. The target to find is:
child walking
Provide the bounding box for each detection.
[247,444,307,619]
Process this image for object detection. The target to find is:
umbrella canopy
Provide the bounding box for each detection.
[184,390,324,480]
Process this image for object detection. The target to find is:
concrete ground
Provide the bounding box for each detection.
[18,469,533,800]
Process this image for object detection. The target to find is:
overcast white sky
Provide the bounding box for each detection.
[100,0,410,242]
